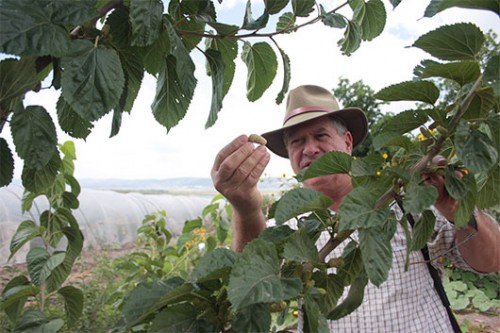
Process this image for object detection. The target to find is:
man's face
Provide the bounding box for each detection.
[285,117,353,175]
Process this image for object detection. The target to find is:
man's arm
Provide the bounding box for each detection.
[211,135,270,252]
[424,156,500,273]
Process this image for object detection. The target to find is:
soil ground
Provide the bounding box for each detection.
[1,245,498,332]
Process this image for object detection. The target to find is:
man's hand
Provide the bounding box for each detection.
[422,155,462,221]
[211,134,270,210]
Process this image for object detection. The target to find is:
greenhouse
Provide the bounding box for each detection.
[0,184,212,265]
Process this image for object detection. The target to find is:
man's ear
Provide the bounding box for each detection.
[345,131,353,154]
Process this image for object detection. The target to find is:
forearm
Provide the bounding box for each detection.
[455,211,500,273]
[231,208,267,252]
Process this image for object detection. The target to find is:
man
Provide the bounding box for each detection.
[211,85,500,332]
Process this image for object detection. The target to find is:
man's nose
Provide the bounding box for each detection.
[302,139,320,157]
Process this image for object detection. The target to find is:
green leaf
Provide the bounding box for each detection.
[359,0,386,41]
[338,20,362,56]
[21,151,61,193]
[359,225,392,286]
[292,0,315,17]
[283,228,320,264]
[206,38,238,98]
[412,23,485,61]
[0,0,71,56]
[58,286,84,327]
[0,138,14,187]
[206,22,240,36]
[152,19,197,131]
[464,87,497,120]
[477,165,500,209]
[338,187,391,230]
[411,210,436,251]
[242,0,269,30]
[321,7,347,28]
[130,0,164,47]
[483,54,500,95]
[403,180,438,215]
[0,275,35,322]
[241,41,278,102]
[454,173,478,227]
[375,80,440,104]
[191,248,239,282]
[149,302,212,333]
[300,151,352,181]
[265,0,289,14]
[13,309,64,333]
[227,239,302,310]
[11,105,58,169]
[204,49,225,129]
[303,289,330,333]
[0,57,38,110]
[371,132,414,151]
[445,166,468,200]
[275,45,291,105]
[419,60,481,86]
[232,303,272,333]
[455,121,498,174]
[120,278,191,329]
[61,40,125,121]
[56,95,93,139]
[274,188,332,225]
[424,0,500,18]
[337,244,363,285]
[9,220,41,260]
[327,271,368,320]
[277,12,297,31]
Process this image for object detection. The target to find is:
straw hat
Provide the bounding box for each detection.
[261,85,368,158]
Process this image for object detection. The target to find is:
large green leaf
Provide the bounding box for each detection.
[327,270,368,320]
[152,19,197,132]
[359,226,392,286]
[419,60,481,86]
[21,151,61,193]
[204,49,225,129]
[403,180,438,215]
[283,228,320,264]
[337,244,363,285]
[273,188,332,225]
[206,38,238,99]
[232,303,272,333]
[445,166,469,200]
[275,45,291,104]
[149,302,212,333]
[58,286,84,328]
[424,0,500,18]
[242,0,269,30]
[0,57,38,110]
[375,80,440,104]
[0,138,14,187]
[477,165,500,209]
[0,275,36,322]
[454,173,478,227]
[227,239,302,310]
[455,121,498,174]
[483,54,500,95]
[191,248,239,282]
[357,0,387,41]
[13,310,64,333]
[338,187,391,230]
[265,0,289,14]
[130,0,164,47]
[241,41,278,102]
[410,210,436,251]
[61,40,125,121]
[412,23,484,61]
[9,220,41,260]
[303,289,330,333]
[56,96,93,139]
[11,105,58,169]
[463,87,497,120]
[338,20,362,56]
[299,151,352,181]
[292,0,315,17]
[379,109,429,134]
[120,278,191,329]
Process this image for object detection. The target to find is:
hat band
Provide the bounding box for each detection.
[283,106,334,127]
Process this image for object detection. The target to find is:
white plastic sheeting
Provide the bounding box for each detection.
[0,185,212,265]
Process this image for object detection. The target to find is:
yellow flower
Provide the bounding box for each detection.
[282,173,287,178]
[352,156,357,160]
[376,171,382,176]
[417,134,425,141]
[185,241,191,248]
[461,168,469,175]
[382,153,388,159]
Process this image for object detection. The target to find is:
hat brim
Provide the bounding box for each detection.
[261,108,368,158]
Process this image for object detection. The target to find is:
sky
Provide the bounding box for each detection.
[5,0,500,181]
